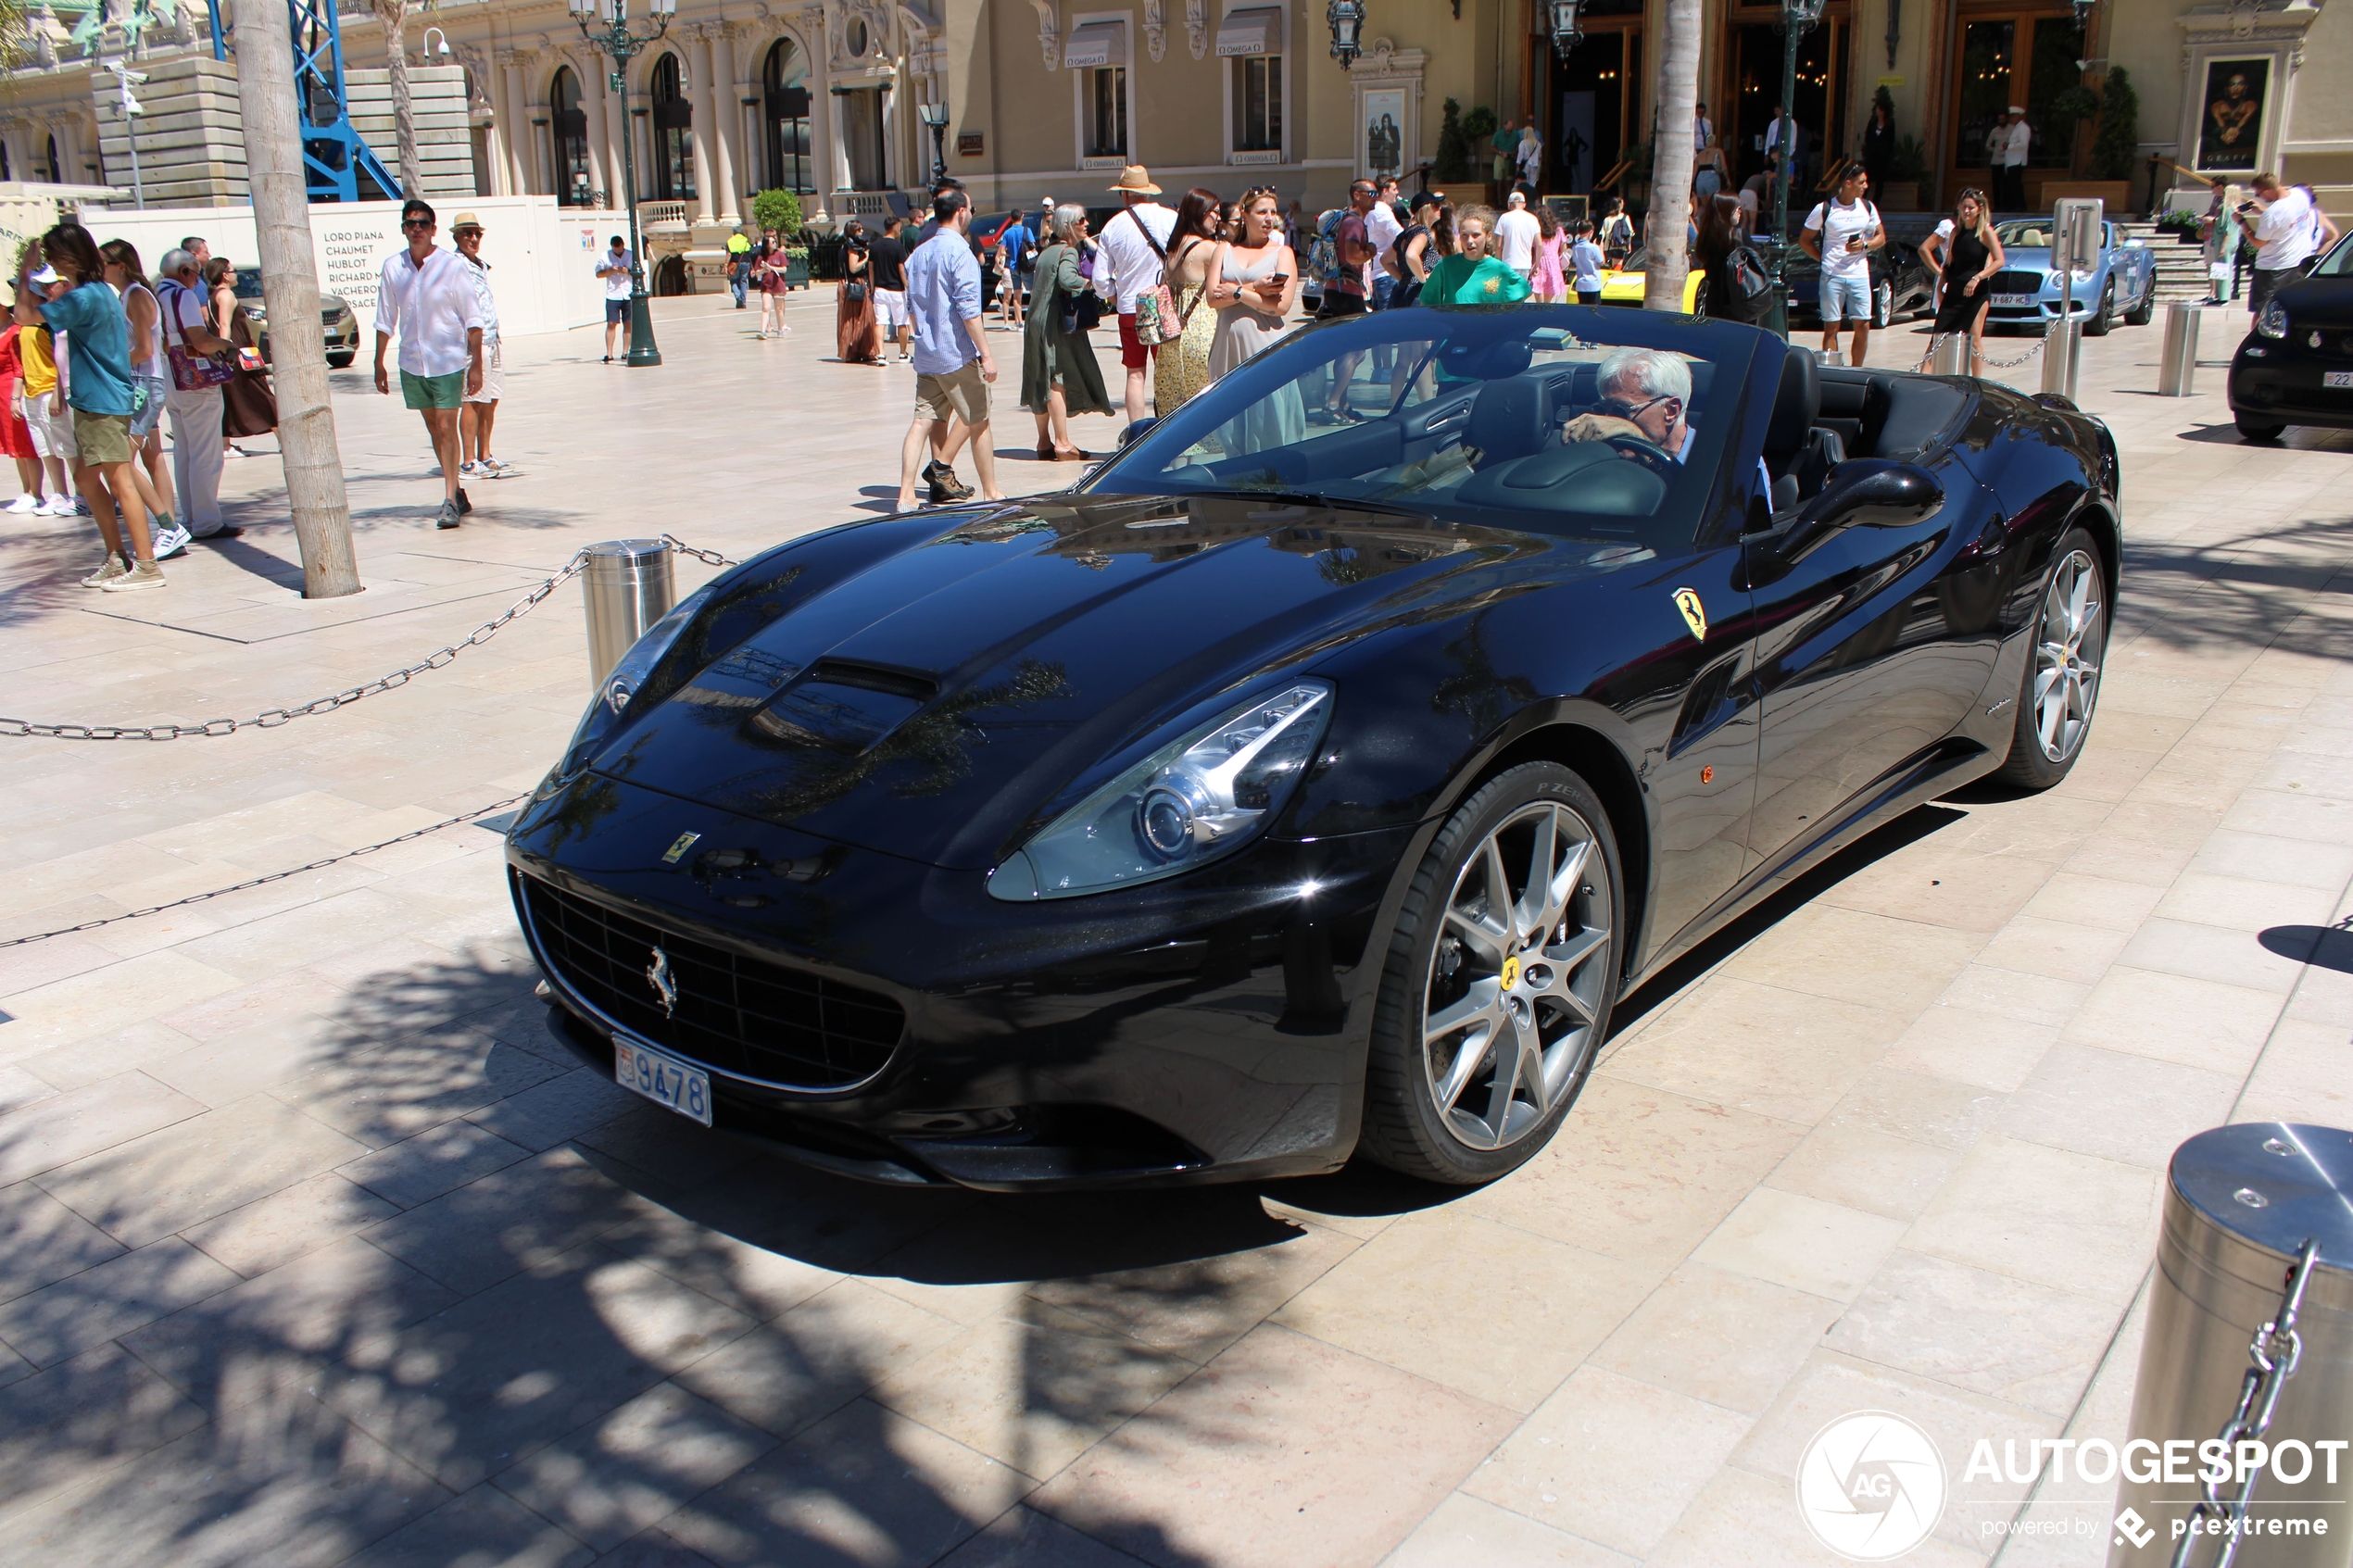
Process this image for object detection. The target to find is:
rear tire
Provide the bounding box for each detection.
[2234,415,2286,443]
[2084,281,2115,337]
[1996,527,2108,790]
[1359,762,1622,1185]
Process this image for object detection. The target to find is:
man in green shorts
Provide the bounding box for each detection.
[373,198,486,529]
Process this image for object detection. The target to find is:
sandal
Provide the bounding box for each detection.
[1036,441,1056,460]
[1053,445,1092,462]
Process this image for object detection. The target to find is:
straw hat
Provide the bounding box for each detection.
[450,212,485,232]
[1106,165,1162,195]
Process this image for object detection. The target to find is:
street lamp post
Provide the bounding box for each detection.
[568,0,674,368]
[918,100,950,188]
[1768,0,1828,338]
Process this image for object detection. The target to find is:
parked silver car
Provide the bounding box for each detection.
[230,269,361,369]
[1982,220,2158,337]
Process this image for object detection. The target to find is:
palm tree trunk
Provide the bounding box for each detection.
[375,0,420,198]
[1645,0,1700,310]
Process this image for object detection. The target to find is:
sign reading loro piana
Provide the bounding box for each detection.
[321,224,401,317]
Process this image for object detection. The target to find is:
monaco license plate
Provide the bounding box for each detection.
[1991,293,2038,308]
[613,1035,712,1126]
[2325,370,2353,390]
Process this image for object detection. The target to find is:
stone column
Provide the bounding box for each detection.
[688,25,720,221]
[710,23,742,221]
[501,53,532,194]
[581,49,614,207]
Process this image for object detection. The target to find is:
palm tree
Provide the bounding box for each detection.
[371,0,422,198]
[1644,0,1700,311]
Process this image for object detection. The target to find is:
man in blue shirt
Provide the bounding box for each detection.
[898,190,1000,511]
[1569,220,1606,305]
[998,210,1033,327]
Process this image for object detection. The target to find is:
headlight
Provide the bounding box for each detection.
[988,681,1333,901]
[2256,300,2289,339]
[550,580,719,782]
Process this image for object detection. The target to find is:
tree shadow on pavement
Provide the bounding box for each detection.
[0,945,1252,1567]
[2111,514,2353,659]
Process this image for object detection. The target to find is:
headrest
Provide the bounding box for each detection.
[1440,338,1535,383]
[1468,377,1552,468]
[1857,376,1895,449]
[1766,345,1819,459]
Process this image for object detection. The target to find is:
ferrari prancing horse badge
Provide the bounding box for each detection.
[1672,587,1707,642]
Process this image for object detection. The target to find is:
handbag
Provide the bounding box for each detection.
[1123,212,1181,346]
[159,281,234,391]
[843,280,867,305]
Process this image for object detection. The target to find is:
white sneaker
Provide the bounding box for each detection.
[459,460,479,476]
[72,497,91,516]
[40,495,74,517]
[151,522,192,560]
[5,494,37,513]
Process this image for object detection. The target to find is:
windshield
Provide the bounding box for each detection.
[1994,220,2113,250]
[2313,233,2353,279]
[1080,306,1758,546]
[232,270,262,299]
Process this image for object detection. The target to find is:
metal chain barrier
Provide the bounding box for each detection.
[2169,1238,2322,1568]
[0,791,535,949]
[0,534,736,742]
[1912,328,2047,373]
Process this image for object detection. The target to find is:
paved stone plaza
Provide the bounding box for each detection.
[2,295,2349,1568]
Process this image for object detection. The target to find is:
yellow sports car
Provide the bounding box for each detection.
[1596,245,1705,312]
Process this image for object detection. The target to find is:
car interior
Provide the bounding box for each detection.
[1148,336,1972,533]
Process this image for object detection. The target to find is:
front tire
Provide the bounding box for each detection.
[327,352,356,369]
[2234,415,2286,443]
[2125,276,2155,326]
[2085,281,2115,337]
[1359,762,1622,1185]
[1996,528,2108,789]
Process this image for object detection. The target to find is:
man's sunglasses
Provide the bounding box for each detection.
[401,218,433,230]
[1600,393,1678,421]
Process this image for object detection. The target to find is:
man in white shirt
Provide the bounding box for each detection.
[155,248,232,540]
[1366,177,1404,310]
[1094,164,1178,428]
[1800,167,1885,367]
[1992,107,2032,212]
[1694,104,1715,153]
[597,235,633,362]
[1495,190,1541,284]
[450,214,508,480]
[2243,173,2318,317]
[373,199,487,530]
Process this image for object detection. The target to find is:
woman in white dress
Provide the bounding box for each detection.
[1204,187,1303,453]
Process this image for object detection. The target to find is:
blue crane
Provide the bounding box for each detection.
[207,0,403,202]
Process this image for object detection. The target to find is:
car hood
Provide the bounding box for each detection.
[2277,274,2353,329]
[587,495,1573,869]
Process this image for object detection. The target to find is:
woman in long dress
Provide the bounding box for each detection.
[1020,206,1117,460]
[1153,188,1227,418]
[1205,187,1302,452]
[835,220,881,365]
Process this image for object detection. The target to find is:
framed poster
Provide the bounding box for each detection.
[1362,87,1406,182]
[2196,59,2268,174]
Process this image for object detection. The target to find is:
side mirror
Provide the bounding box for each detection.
[1119,418,1158,448]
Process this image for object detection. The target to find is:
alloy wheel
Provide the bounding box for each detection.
[2033,547,2105,762]
[1421,801,1614,1150]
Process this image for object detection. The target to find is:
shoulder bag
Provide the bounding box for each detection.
[1126,210,1182,346]
[159,280,234,391]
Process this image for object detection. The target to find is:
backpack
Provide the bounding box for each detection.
[1310,208,1351,295]
[1716,245,1776,323]
[1390,221,1428,282]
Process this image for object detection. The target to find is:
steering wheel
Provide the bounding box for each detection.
[1600,432,1680,479]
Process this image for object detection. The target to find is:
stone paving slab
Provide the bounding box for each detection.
[2,291,2350,1565]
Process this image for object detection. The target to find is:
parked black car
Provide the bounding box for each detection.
[2230,235,2353,442]
[510,305,2120,1191]
[1780,237,1935,329]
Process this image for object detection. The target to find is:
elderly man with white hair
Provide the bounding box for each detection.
[154,246,233,539]
[1563,345,1777,498]
[1495,190,1541,288]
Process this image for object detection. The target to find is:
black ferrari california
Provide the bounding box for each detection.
[509,306,2120,1191]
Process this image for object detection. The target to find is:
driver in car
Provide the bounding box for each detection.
[1558,345,1773,495]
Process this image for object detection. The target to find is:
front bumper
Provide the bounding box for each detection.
[1984,274,2108,327]
[2229,345,2353,429]
[507,771,1417,1189]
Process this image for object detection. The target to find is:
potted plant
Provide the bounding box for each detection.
[2043,68,2135,211]
[2156,207,2206,244]
[1886,134,1928,211]
[1430,99,1494,207]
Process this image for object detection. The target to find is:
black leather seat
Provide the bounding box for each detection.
[1466,377,1553,468]
[1763,345,1818,481]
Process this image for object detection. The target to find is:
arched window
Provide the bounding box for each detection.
[763,39,812,194]
[553,67,590,205]
[651,52,694,202]
[0,141,11,182]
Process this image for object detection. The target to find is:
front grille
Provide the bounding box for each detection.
[1988,270,2046,296]
[521,873,904,1090]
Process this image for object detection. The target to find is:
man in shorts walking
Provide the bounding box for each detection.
[373,198,486,529]
[450,214,509,478]
[871,216,912,364]
[598,235,633,362]
[897,190,1000,511]
[1800,167,1884,367]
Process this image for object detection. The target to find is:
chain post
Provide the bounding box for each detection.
[2168,1238,2322,1568]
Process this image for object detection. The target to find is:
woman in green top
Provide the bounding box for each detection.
[1417,207,1532,306]
[1019,204,1116,461]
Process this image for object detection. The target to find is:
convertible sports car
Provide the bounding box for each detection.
[509,306,2121,1191]
[2229,232,2353,442]
[1982,219,2158,337]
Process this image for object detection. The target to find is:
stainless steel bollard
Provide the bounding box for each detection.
[2108,1123,2353,1568]
[2160,302,2202,397]
[582,539,675,690]
[1930,332,1972,376]
[2043,318,2082,401]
